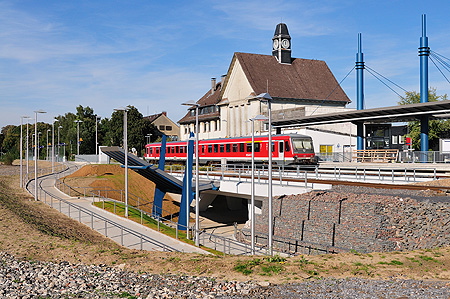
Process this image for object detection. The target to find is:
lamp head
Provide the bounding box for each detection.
[181,100,199,107]
[250,115,269,122]
[255,93,273,102]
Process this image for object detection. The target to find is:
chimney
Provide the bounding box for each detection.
[211,77,216,95]
[221,75,226,90]
[162,111,167,116]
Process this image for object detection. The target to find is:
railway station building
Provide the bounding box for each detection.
[178,23,357,156]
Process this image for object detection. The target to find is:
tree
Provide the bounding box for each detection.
[398,88,450,150]
[108,106,157,155]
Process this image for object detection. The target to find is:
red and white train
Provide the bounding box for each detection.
[145,134,316,165]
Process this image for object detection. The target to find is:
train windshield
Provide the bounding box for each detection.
[291,138,313,152]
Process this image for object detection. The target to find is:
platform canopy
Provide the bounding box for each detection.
[272,100,450,128]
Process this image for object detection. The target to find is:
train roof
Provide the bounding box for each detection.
[147,134,312,145]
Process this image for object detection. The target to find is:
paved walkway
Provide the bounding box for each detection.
[37,164,209,254]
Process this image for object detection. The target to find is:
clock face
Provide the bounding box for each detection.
[273,39,279,50]
[281,39,290,49]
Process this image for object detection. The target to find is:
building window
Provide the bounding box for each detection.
[184,126,188,134]
[166,126,172,131]
[159,125,165,131]
[392,135,398,144]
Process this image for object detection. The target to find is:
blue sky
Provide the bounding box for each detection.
[2,0,450,129]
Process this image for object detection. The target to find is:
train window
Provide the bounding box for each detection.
[156,148,160,154]
[292,138,313,152]
[272,142,275,152]
[246,143,251,152]
[226,144,231,152]
[279,141,284,153]
[180,146,184,153]
[255,142,260,152]
[214,144,218,153]
[239,143,245,152]
[176,146,179,154]
[150,148,153,154]
[184,146,187,153]
[167,147,170,154]
[285,141,290,152]
[208,145,212,153]
[232,144,237,152]
[220,144,224,153]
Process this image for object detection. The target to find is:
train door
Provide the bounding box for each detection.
[278,141,284,163]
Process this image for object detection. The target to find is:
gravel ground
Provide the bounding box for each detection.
[0,252,449,298]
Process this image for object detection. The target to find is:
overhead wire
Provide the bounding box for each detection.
[429,55,450,85]
[365,66,408,93]
[365,66,406,101]
[310,66,355,116]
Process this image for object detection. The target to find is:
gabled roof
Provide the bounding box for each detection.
[228,52,350,103]
[144,112,164,123]
[178,82,222,124]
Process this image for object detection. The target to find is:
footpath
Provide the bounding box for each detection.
[38,163,209,254]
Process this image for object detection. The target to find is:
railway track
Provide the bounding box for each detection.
[190,170,450,192]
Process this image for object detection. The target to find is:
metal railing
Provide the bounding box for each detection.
[167,163,441,186]
[25,162,178,252]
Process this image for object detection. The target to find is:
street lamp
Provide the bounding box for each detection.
[114,107,129,218]
[145,134,152,144]
[182,100,200,247]
[74,120,83,156]
[46,129,51,161]
[37,132,42,160]
[52,119,56,172]
[95,116,101,156]
[26,117,31,183]
[20,116,30,188]
[255,92,273,255]
[34,109,46,200]
[57,125,62,162]
[249,114,268,254]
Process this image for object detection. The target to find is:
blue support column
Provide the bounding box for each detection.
[152,135,167,218]
[178,134,194,231]
[356,33,365,150]
[419,14,430,157]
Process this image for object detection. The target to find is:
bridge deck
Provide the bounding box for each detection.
[101,146,216,194]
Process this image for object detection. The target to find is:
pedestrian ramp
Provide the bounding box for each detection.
[101,146,216,194]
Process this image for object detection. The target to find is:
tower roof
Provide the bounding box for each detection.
[273,23,290,38]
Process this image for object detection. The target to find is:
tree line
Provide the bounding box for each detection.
[1,105,160,163]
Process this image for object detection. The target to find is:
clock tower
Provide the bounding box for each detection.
[272,23,291,64]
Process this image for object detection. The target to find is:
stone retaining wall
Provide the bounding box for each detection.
[246,191,450,253]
